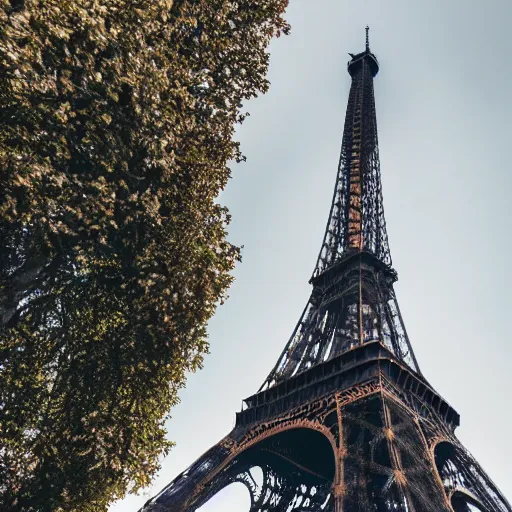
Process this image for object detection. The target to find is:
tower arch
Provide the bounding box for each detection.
[433,440,508,512]
[190,426,337,511]
[451,489,488,512]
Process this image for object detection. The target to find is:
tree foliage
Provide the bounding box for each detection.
[0,0,288,509]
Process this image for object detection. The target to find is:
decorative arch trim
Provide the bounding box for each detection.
[198,418,339,501]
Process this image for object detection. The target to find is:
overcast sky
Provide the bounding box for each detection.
[111,1,512,510]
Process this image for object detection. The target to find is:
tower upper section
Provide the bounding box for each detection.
[258,30,421,392]
[313,28,391,279]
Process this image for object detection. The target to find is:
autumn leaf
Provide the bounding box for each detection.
[0,0,289,510]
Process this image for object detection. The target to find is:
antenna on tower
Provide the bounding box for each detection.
[365,25,370,51]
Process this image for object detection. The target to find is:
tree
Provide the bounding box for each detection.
[0,0,289,510]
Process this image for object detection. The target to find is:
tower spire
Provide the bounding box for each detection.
[366,25,370,51]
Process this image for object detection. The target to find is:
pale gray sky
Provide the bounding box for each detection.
[111,1,512,510]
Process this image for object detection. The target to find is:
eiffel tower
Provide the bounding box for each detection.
[141,29,511,512]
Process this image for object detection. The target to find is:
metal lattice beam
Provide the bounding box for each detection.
[138,30,511,512]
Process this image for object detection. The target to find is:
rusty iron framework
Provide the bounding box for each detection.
[140,29,511,512]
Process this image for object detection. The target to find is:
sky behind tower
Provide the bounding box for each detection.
[111,1,512,510]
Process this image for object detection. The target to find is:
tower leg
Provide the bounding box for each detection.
[140,404,339,512]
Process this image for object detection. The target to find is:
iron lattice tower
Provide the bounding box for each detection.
[141,30,511,512]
